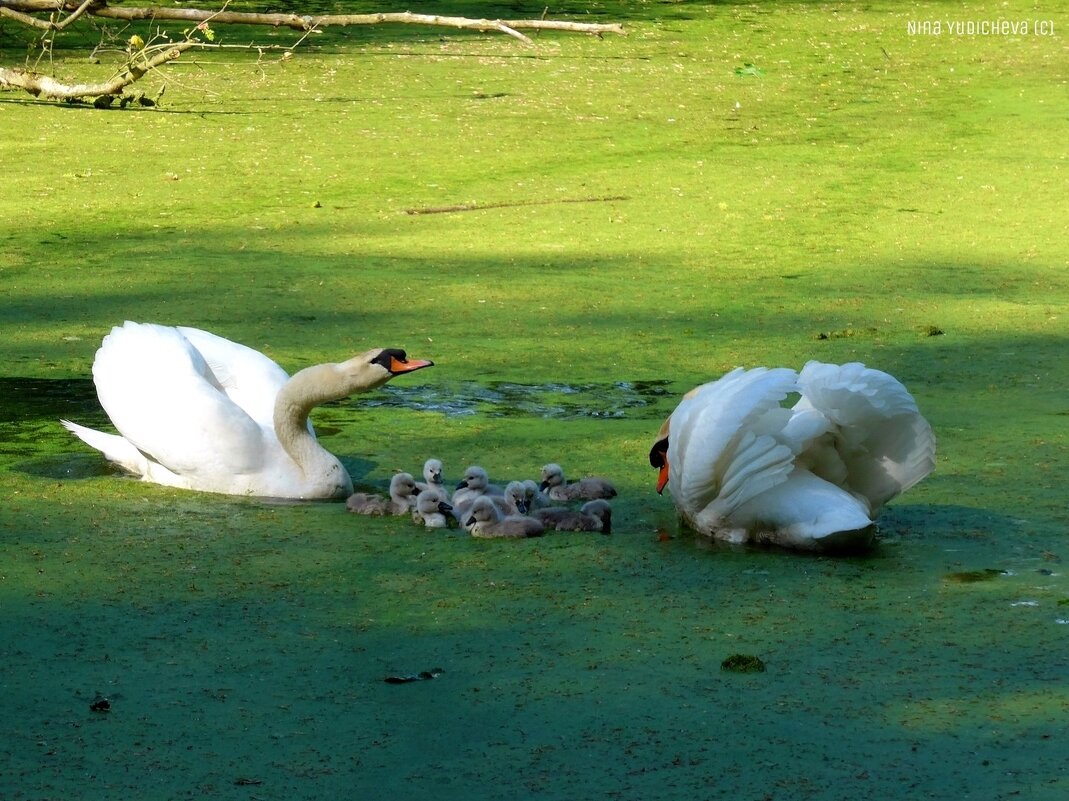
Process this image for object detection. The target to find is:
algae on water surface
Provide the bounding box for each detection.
[2,1,1068,799]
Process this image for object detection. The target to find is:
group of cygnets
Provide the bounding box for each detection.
[345,460,617,538]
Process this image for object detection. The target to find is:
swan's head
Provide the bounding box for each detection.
[539,463,564,491]
[649,416,671,494]
[373,348,434,378]
[341,348,434,391]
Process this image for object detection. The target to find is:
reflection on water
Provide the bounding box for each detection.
[0,376,674,474]
[0,376,675,424]
[356,379,674,420]
[0,377,98,424]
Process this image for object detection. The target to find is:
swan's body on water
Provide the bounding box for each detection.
[62,321,433,499]
[650,361,935,551]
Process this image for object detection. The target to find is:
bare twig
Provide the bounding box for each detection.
[404,195,629,215]
[0,39,196,99]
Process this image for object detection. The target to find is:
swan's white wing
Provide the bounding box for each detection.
[92,322,266,477]
[669,367,799,518]
[796,361,936,509]
[176,325,290,430]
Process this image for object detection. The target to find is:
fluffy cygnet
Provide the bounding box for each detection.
[503,481,529,515]
[522,479,551,510]
[452,465,506,520]
[464,496,544,539]
[416,458,448,500]
[412,486,455,528]
[539,463,618,501]
[533,499,613,534]
[346,472,419,516]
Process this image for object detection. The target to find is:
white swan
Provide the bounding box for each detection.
[62,321,433,499]
[650,361,936,551]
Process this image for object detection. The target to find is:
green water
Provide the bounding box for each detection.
[2,1,1068,798]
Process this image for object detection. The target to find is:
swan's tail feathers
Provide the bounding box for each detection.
[61,420,151,478]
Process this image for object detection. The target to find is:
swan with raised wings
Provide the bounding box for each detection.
[650,361,935,551]
[62,321,433,499]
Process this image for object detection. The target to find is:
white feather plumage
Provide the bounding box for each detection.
[656,361,936,551]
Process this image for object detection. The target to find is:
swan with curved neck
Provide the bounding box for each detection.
[62,321,434,499]
[650,361,935,552]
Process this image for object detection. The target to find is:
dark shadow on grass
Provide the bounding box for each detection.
[2,224,1065,409]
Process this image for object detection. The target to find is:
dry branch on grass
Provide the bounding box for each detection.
[0,0,625,104]
[0,40,196,101]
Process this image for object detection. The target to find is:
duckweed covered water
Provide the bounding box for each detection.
[3,1,1069,799]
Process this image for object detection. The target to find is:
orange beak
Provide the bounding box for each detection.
[656,461,670,494]
[389,356,434,374]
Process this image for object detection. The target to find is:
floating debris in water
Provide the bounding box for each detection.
[943,569,1007,583]
[815,327,878,341]
[384,667,444,684]
[1010,600,1039,607]
[89,696,111,713]
[721,654,765,673]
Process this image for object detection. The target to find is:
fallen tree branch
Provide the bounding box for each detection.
[0,1,624,103]
[0,2,626,38]
[404,195,630,215]
[0,0,96,30]
[0,39,197,99]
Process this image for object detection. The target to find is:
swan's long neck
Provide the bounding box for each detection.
[273,363,350,486]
